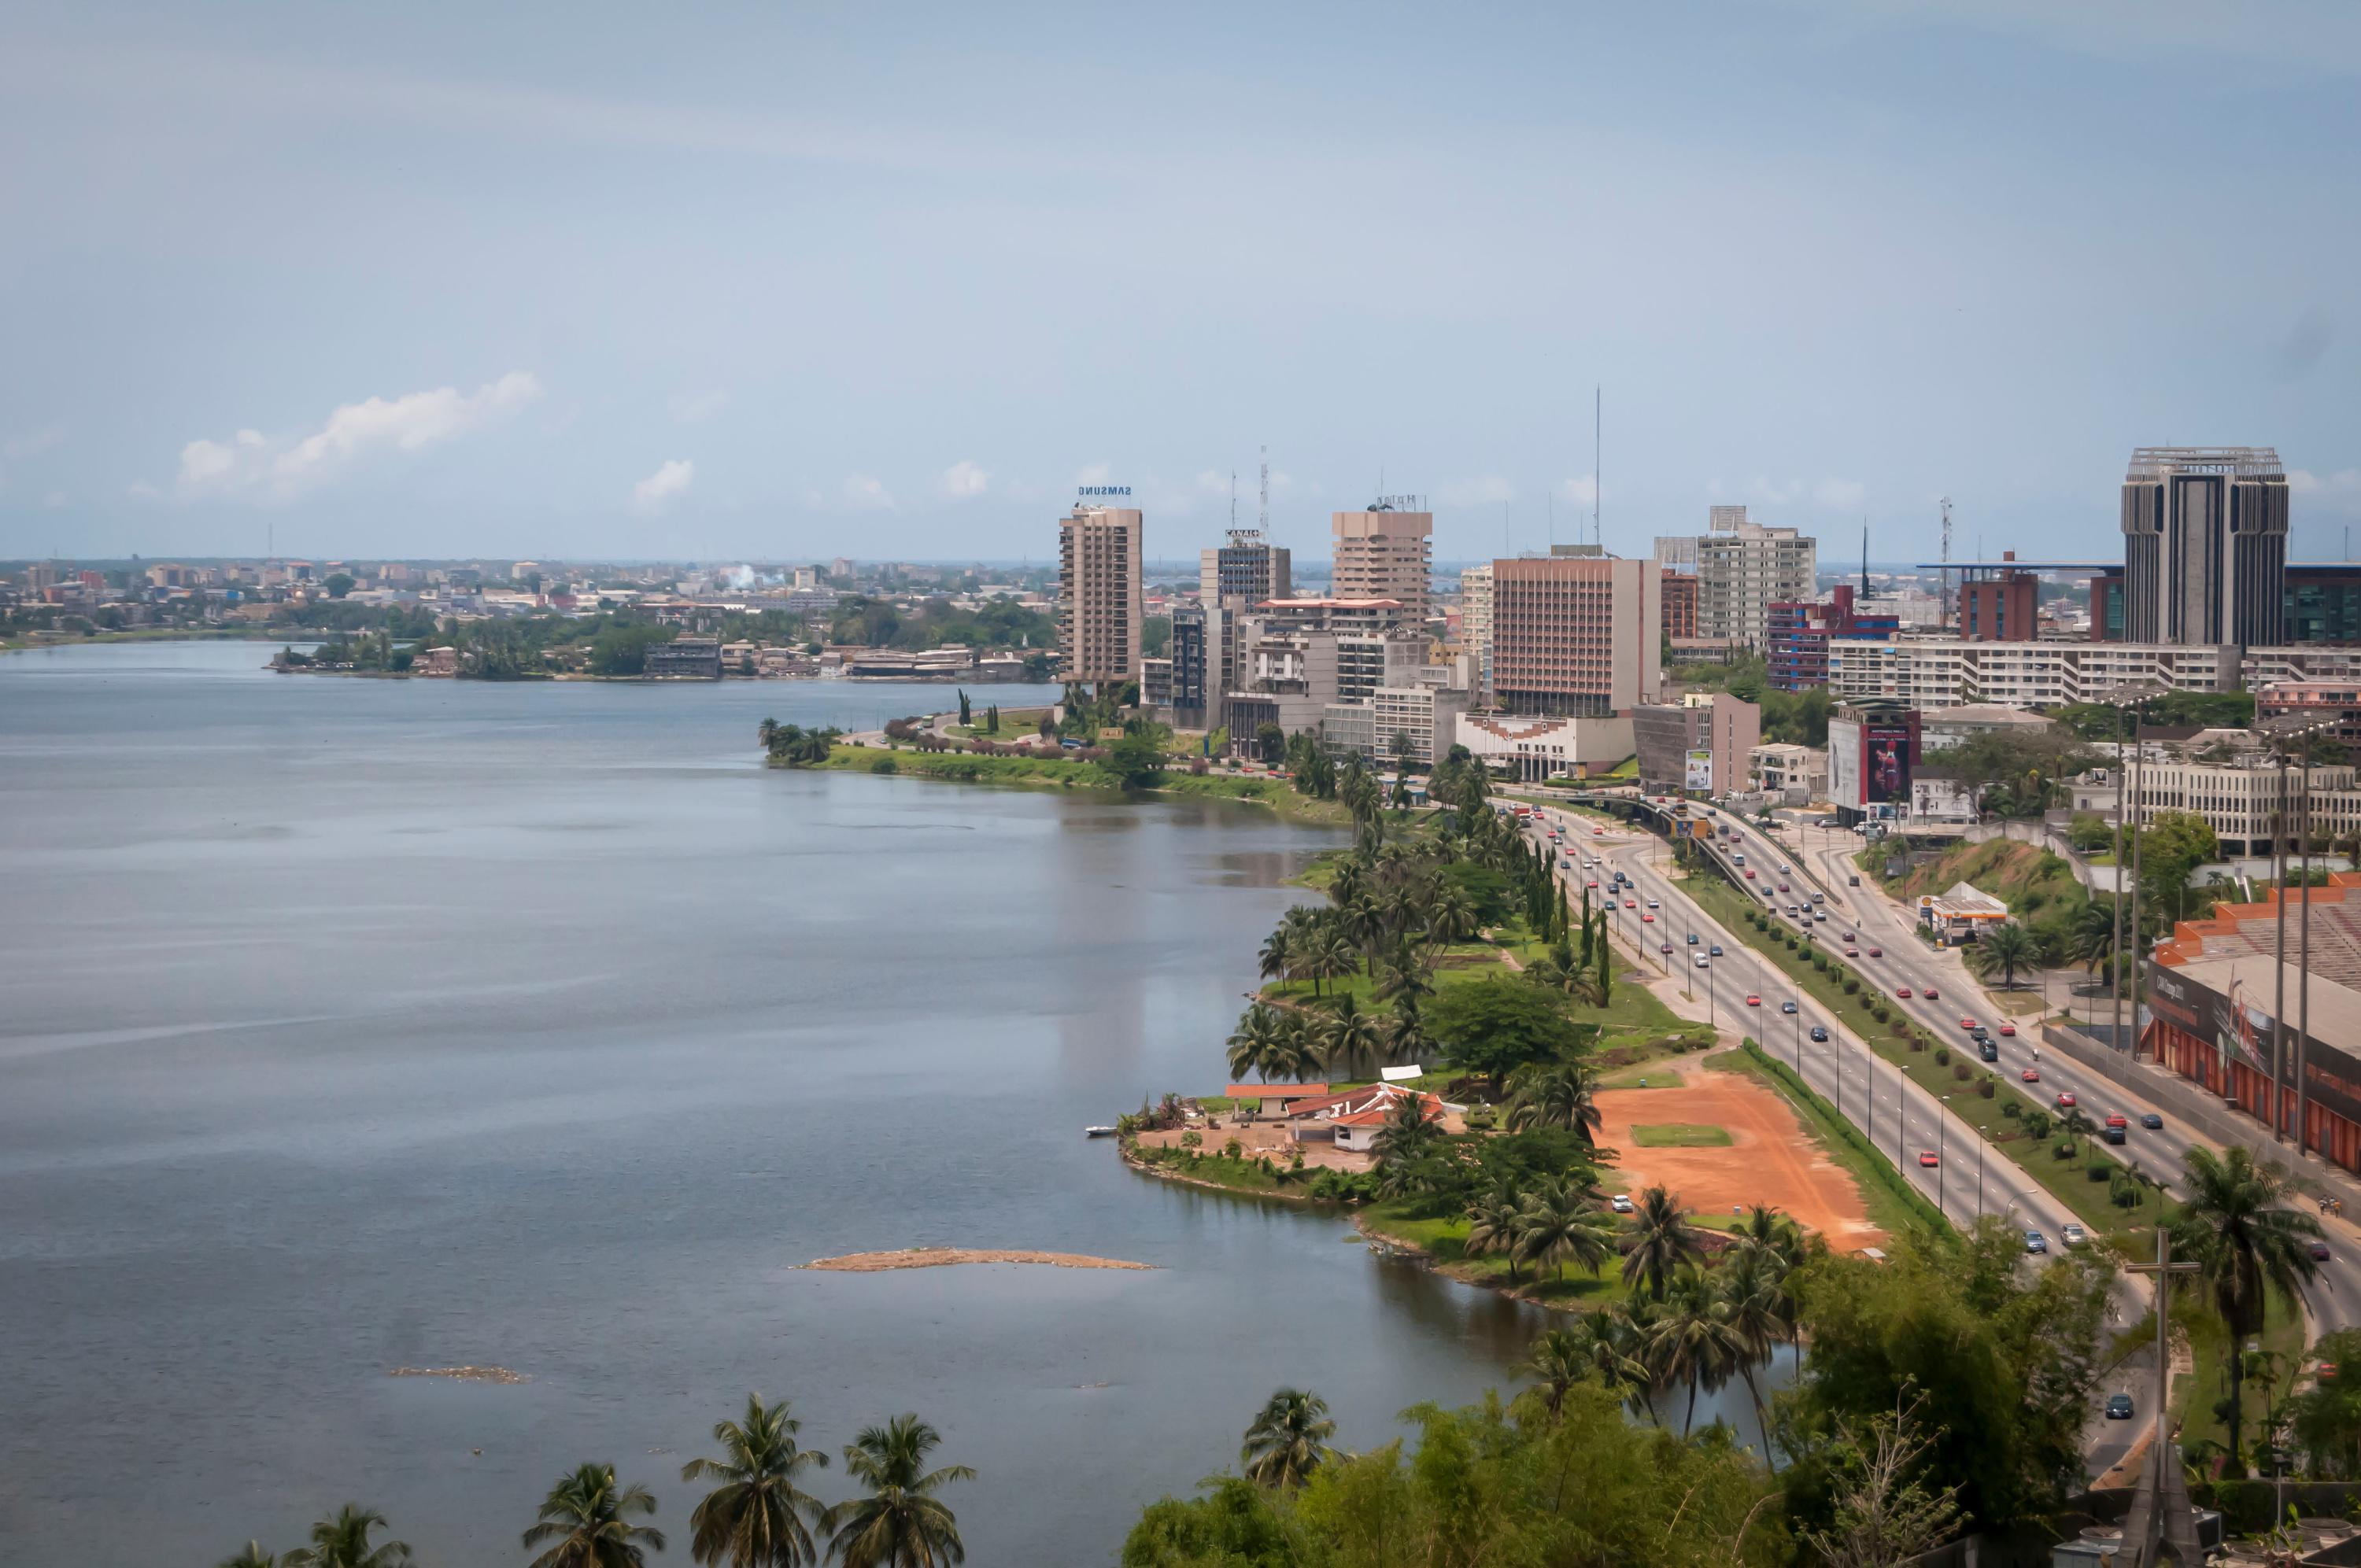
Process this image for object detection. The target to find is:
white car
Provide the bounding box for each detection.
[1610,1194,1635,1214]
[2060,1223,2087,1248]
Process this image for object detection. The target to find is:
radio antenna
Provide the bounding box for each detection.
[1593,386,1602,548]
[1258,445,1269,537]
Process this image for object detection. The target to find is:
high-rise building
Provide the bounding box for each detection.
[1331,504,1433,625]
[1200,529,1291,696]
[1767,585,1900,692]
[1458,563,1493,701]
[1959,554,2040,642]
[1058,504,1144,689]
[2121,446,2289,649]
[1660,570,1698,640]
[1489,555,1661,717]
[1661,507,1816,651]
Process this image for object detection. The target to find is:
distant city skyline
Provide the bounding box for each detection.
[3,2,2358,564]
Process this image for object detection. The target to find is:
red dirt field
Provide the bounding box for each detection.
[1595,1071,1884,1249]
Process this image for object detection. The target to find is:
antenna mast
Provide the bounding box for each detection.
[1594,386,1602,548]
[1938,496,1953,627]
[1258,445,1269,537]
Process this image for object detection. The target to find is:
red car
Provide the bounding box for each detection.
[1586,879,1599,888]
[1918,1151,1939,1168]
[1624,898,1636,909]
[1591,827,1604,836]
[2105,1113,2128,1130]
[1959,1017,1978,1031]
[1845,947,1860,957]
[1641,913,1654,924]
[1923,986,1939,1000]
[1778,882,1790,892]
[1867,946,1883,957]
[2056,1091,2077,1109]
[1842,932,1857,943]
[2022,1068,2041,1083]
[1745,994,1761,1008]
[1997,1022,2016,1037]
[1895,987,1913,998]
[1744,869,1757,880]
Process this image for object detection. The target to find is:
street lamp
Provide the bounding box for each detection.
[1938,1095,1951,1218]
[2262,711,2339,1155]
[2092,681,2169,1057]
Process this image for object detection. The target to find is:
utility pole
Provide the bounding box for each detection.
[2121,1229,2204,1566]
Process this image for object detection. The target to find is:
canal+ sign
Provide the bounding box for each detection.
[1077,485,1132,498]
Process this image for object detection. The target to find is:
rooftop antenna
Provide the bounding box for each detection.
[1230,470,1238,531]
[1860,521,1870,600]
[1504,500,1511,557]
[1594,386,1602,549]
[1258,445,1269,537]
[1938,496,1953,626]
[1548,489,1555,552]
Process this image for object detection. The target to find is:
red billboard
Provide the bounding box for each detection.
[1865,721,1912,804]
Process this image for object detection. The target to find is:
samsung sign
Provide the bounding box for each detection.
[1077,485,1132,498]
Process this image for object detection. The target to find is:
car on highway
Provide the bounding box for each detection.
[1661,942,1673,954]
[2314,1240,2334,1261]
[1960,1016,1978,1031]
[2105,1113,2128,1129]
[1845,947,1860,957]
[1918,1151,1938,1168]
[2060,1223,2087,1247]
[2056,1090,2077,1108]
[1842,932,1856,943]
[1744,869,1756,879]
[1687,932,1700,944]
[1624,898,1636,908]
[1778,882,1790,892]
[2024,1230,2047,1255]
[1998,1022,2016,1036]
[1810,1026,1829,1041]
[1610,1194,1634,1214]
[1694,954,1710,968]
[1592,827,1604,836]
[1586,879,1599,888]
[1867,946,1883,957]
[1641,913,1654,923]
[1895,987,1913,998]
[2140,1112,2163,1130]
[2023,1068,2041,1082]
[1709,945,1723,957]
[1745,994,1761,1007]
[2105,1393,2135,1421]
[1978,1042,1998,1062]
[1781,1000,1798,1014]
[1646,899,1659,909]
[1923,986,1940,1000]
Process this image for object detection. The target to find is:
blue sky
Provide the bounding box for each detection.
[2,0,2357,566]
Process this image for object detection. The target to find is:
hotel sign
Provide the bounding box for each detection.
[1077,485,1132,498]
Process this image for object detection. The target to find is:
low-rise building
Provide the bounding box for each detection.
[1749,742,1825,803]
[1631,692,1761,796]
[646,637,723,678]
[1455,712,1635,783]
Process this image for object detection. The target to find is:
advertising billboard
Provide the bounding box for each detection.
[1684,748,1713,791]
[1864,722,1912,805]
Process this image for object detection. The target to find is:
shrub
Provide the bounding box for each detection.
[1223,1138,1243,1160]
[1933,1046,1951,1067]
[1978,1078,1995,1098]
[1907,1035,1925,1053]
[2087,1160,2112,1182]
[1842,974,1860,994]
[2055,1139,2078,1160]
[1952,1062,1972,1082]
[2003,1101,2022,1119]
[1180,1131,1202,1150]
[870,756,899,773]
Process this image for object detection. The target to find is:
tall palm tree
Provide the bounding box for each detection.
[1968,923,2038,988]
[1372,934,1433,1008]
[1714,1246,1790,1465]
[283,1506,411,1568]
[1464,1189,1524,1284]
[1647,1267,1746,1437]
[1305,924,1358,998]
[682,1393,832,1567]
[1226,1004,1295,1084]
[1513,1176,1616,1283]
[2067,898,2120,976]
[2171,1146,2325,1472]
[1240,1389,1336,1489]
[1380,994,1428,1067]
[1427,884,1480,950]
[1327,859,1365,912]
[1368,1094,1440,1166]
[2057,1108,2097,1155]
[1524,1327,1593,1419]
[823,1415,974,1568]
[1256,926,1295,991]
[1620,1186,1701,1303]
[1320,995,1385,1076]
[1505,1062,1604,1145]
[758,717,780,752]
[522,1464,665,1568]
[219,1545,279,1568]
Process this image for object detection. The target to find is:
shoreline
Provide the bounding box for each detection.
[803,1247,1154,1271]
[789,745,1355,824]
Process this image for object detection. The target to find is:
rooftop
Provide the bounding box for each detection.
[2126,445,2285,480]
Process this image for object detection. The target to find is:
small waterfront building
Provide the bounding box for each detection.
[1279,1083,1449,1148]
[1223,1083,1332,1120]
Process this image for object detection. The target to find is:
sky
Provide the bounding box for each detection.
[2,0,2359,568]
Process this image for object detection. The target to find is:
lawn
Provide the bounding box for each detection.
[1687,873,2173,1241]
[1361,1199,1637,1308]
[1631,1123,1733,1148]
[2168,1298,2307,1462]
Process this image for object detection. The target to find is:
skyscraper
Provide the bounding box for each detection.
[1200,529,1291,697]
[1682,506,1816,651]
[1458,563,1494,702]
[2121,446,2289,649]
[1058,503,1144,690]
[1489,555,1661,717]
[1330,504,1433,625]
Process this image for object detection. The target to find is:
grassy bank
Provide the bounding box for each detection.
[800,743,1354,822]
[1125,1141,1303,1197]
[1687,870,2171,1241]
[1358,1200,1635,1308]
[1717,1042,1947,1242]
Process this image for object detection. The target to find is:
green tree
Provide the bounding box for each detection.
[823,1415,974,1568]
[1107,725,1171,789]
[1797,1386,1964,1568]
[1504,1061,1603,1144]
[1240,1389,1336,1489]
[2171,1146,2324,1473]
[1426,978,1594,1097]
[681,1393,832,1567]
[522,1464,665,1568]
[1513,1175,1615,1284]
[283,1504,412,1568]
[218,1545,280,1568]
[323,572,356,599]
[1647,1266,1746,1435]
[1965,923,2038,988]
[1227,1004,1314,1084]
[1523,1327,1594,1421]
[955,689,971,725]
[1463,1189,1526,1285]
[1319,994,1385,1075]
[2135,809,2224,925]
[1620,1186,1700,1302]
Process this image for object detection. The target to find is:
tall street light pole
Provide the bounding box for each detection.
[1937,1095,1950,1218]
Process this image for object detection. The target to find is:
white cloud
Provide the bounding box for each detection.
[1073,462,1112,487]
[1749,477,1804,506]
[174,371,542,500]
[2291,468,2361,515]
[1554,474,1600,507]
[840,474,896,511]
[937,460,989,500]
[631,458,696,511]
[1815,477,1868,508]
[2,425,65,463]
[668,389,729,425]
[1436,474,1516,508]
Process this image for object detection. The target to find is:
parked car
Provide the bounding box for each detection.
[1610,1194,1635,1214]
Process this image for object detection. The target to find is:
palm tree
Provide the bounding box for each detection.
[1372,935,1434,1008]
[2172,1146,2325,1472]
[1319,995,1385,1076]
[1464,1189,1524,1285]
[219,1545,279,1568]
[1715,1246,1790,1465]
[2057,1108,2096,1155]
[1620,1186,1701,1302]
[1368,1094,1440,1166]
[1226,1004,1295,1084]
[1505,1062,1603,1145]
[682,1393,832,1567]
[1328,859,1365,912]
[522,1464,665,1568]
[758,717,780,752]
[823,1415,974,1568]
[1967,923,2039,988]
[1380,994,1428,1067]
[283,1506,411,1568]
[1256,926,1295,991]
[2066,898,2120,977]
[1240,1389,1336,1489]
[1305,924,1358,998]
[1646,1267,1746,1436]
[1428,884,1479,949]
[1513,1176,1616,1284]
[1524,1327,1593,1419]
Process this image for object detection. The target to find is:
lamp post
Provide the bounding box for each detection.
[2262,711,2337,1157]
[1937,1095,1951,1218]
[2096,684,2169,1057]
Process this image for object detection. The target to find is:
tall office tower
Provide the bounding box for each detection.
[1685,505,1816,651]
[1489,555,1662,717]
[2121,446,2289,649]
[1457,563,1494,702]
[1330,504,1434,625]
[1200,529,1291,694]
[1057,504,1144,689]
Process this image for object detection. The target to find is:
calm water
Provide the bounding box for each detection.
[0,642,1550,1566]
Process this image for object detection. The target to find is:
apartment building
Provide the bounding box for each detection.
[1631,692,1762,796]
[1657,506,1816,651]
[1057,504,1144,688]
[1660,570,1698,640]
[1368,684,1472,770]
[1458,563,1494,700]
[1489,554,1661,718]
[1767,585,1900,692]
[2128,758,2361,858]
[1330,505,1433,624]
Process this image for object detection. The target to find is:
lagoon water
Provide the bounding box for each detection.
[0,642,1550,1565]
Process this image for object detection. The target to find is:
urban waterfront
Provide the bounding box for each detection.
[0,642,1550,1565]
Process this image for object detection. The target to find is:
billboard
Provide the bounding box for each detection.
[1684,748,1713,791]
[1864,722,1912,805]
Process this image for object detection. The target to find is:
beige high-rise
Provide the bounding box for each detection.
[1490,554,1661,717]
[1330,507,1433,625]
[1058,505,1144,688]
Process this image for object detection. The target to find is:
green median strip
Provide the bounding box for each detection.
[1630,1123,1731,1147]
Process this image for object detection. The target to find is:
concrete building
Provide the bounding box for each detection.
[1166,607,1211,727]
[1201,529,1290,697]
[645,636,723,678]
[1330,504,1433,625]
[2121,446,2289,650]
[1657,506,1816,651]
[1631,692,1761,797]
[1489,553,1661,718]
[1768,584,1900,692]
[1660,569,1698,640]
[1960,554,2041,643]
[1369,684,1472,771]
[2258,681,2361,761]
[1919,702,2060,752]
[1750,742,1826,803]
[1826,703,1923,823]
[1458,563,1494,700]
[1057,504,1144,689]
[1456,711,1636,783]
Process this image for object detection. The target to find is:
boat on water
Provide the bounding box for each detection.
[1084,1124,1118,1138]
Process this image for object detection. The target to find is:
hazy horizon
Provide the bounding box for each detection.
[5,2,2357,566]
